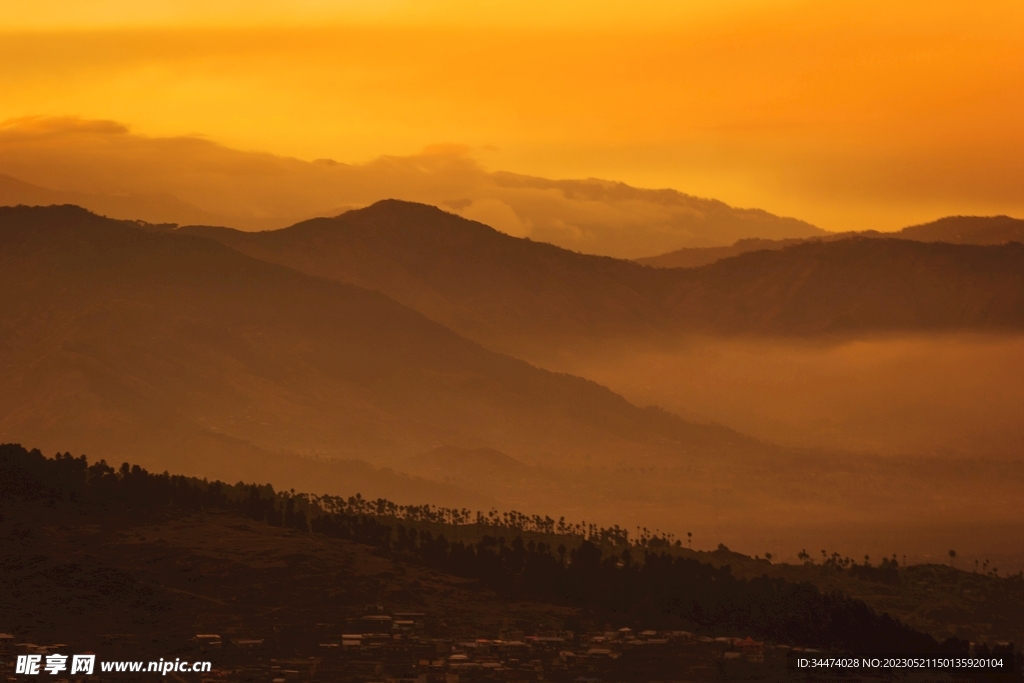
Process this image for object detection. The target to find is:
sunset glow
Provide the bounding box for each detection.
[3,0,1022,232]
[5,0,1024,660]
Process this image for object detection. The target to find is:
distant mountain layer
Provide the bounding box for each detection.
[183,201,1024,352]
[6,204,1024,531]
[662,238,1024,333]
[180,201,672,347]
[0,172,228,228]
[634,237,813,269]
[0,205,752,492]
[0,117,823,257]
[899,215,1024,244]
[637,216,1024,269]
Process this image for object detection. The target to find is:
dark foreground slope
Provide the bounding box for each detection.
[0,205,750,481]
[184,202,1024,354]
[12,444,1024,683]
[0,447,576,669]
[1,445,956,655]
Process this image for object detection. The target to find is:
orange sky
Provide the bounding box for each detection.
[2,0,1023,232]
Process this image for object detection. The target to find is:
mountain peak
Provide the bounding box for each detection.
[334,199,506,238]
[355,198,459,218]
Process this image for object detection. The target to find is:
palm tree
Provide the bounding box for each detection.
[948,549,957,567]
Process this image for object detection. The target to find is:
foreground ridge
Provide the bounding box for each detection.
[1,443,950,654]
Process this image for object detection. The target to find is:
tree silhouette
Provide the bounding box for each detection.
[1,444,950,654]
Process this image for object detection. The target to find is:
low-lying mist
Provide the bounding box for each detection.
[488,332,1024,570]
[537,332,1024,459]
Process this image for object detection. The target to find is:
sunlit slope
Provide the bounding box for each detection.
[0,205,748,475]
[184,201,1024,352]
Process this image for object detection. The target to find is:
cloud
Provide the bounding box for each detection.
[458,198,532,238]
[0,117,822,257]
[0,116,130,136]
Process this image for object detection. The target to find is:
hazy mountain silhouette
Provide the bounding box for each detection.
[898,215,1024,244]
[0,205,754,490]
[180,200,675,351]
[7,205,1024,549]
[183,201,1024,352]
[0,171,229,227]
[638,215,1024,268]
[402,445,550,501]
[414,445,531,477]
[662,238,1024,333]
[635,237,814,269]
[0,117,823,257]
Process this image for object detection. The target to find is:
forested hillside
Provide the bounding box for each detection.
[3,443,1006,657]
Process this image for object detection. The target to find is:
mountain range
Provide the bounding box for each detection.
[3,201,1024,538]
[182,201,1024,357]
[0,117,823,258]
[0,205,750,490]
[637,215,1024,268]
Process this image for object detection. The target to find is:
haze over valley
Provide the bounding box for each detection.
[2,200,1022,571]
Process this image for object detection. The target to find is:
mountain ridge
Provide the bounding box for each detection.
[0,204,753,485]
[637,215,1024,268]
[179,201,1024,354]
[5,204,1024,538]
[0,118,824,257]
